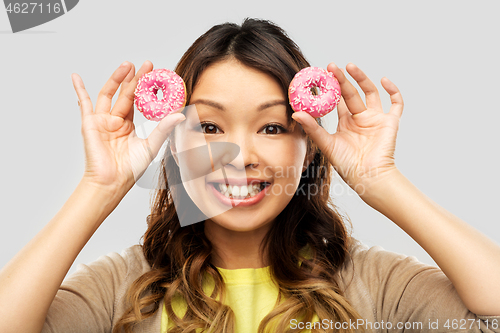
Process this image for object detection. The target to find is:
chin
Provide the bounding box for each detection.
[209,215,271,233]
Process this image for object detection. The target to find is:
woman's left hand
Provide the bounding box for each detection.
[291,63,404,195]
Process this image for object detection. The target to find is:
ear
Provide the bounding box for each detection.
[302,144,315,172]
[169,132,180,166]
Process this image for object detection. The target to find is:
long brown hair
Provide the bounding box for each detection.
[114,18,362,333]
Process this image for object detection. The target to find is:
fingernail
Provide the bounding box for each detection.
[120,61,128,67]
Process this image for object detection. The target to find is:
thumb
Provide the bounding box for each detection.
[147,113,186,158]
[292,111,334,156]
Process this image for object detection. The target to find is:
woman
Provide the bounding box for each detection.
[0,18,499,333]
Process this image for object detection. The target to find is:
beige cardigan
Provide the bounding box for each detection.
[43,239,500,332]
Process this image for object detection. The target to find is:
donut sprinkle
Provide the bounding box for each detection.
[288,67,341,118]
[134,69,186,121]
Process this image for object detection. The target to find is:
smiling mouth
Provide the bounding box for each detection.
[209,182,271,200]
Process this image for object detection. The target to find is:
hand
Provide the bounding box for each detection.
[72,61,186,193]
[291,63,404,195]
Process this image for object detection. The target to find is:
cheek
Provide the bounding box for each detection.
[174,122,207,152]
[285,141,307,171]
[173,125,214,181]
[259,137,307,179]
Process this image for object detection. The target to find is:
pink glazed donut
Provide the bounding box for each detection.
[288,67,341,118]
[134,69,186,121]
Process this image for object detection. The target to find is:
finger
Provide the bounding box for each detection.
[118,63,136,122]
[111,60,154,120]
[327,62,366,114]
[381,77,404,118]
[71,73,93,117]
[344,63,383,111]
[146,112,186,159]
[291,111,335,158]
[337,95,351,119]
[94,62,132,114]
[118,62,136,97]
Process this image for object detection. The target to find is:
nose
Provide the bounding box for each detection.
[208,141,240,171]
[225,133,259,170]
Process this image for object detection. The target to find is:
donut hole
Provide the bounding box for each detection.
[156,89,164,101]
[310,86,321,96]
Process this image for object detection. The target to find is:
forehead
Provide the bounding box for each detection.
[188,59,296,130]
[192,60,285,102]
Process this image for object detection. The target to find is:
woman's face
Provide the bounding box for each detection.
[172,59,309,232]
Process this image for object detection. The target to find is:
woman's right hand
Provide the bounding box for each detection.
[71,61,186,194]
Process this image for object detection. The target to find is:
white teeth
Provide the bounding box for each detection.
[216,183,264,199]
[240,186,248,197]
[232,186,240,197]
[247,187,255,196]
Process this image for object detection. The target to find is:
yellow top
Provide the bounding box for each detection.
[161,247,319,332]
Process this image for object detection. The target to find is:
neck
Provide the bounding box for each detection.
[204,219,272,269]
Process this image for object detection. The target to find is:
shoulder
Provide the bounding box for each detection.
[60,244,153,301]
[344,237,435,271]
[45,245,154,332]
[339,237,440,291]
[67,244,152,285]
[116,244,152,276]
[337,237,472,324]
[78,245,154,325]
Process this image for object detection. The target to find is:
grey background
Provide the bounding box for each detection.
[0,0,498,277]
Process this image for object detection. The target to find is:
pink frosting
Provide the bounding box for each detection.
[134,69,186,121]
[288,67,341,118]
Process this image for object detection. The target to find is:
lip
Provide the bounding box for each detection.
[207,181,271,207]
[208,178,271,186]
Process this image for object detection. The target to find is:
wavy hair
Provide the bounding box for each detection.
[114,18,362,333]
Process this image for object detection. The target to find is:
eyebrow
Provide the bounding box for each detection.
[190,98,288,112]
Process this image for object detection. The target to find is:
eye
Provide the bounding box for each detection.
[262,123,287,135]
[196,122,287,135]
[199,122,222,134]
